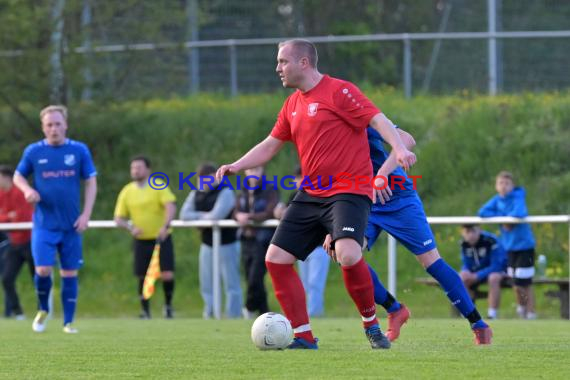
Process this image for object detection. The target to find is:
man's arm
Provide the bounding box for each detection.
[216,136,285,181]
[377,128,416,178]
[74,176,97,232]
[199,189,236,220]
[369,114,416,170]
[478,197,499,217]
[13,172,40,203]
[179,191,204,220]
[476,244,506,281]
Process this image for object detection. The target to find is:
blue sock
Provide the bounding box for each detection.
[34,274,52,312]
[368,264,401,313]
[61,277,78,325]
[426,259,486,328]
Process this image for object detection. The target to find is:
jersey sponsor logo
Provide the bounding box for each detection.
[64,154,76,166]
[423,239,433,246]
[308,102,319,117]
[292,111,297,117]
[38,159,48,164]
[42,169,76,178]
[342,226,355,232]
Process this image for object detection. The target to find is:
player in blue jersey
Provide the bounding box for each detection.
[325,125,492,345]
[14,105,97,334]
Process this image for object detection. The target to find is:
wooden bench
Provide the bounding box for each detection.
[415,277,569,319]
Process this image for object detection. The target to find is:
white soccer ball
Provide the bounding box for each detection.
[251,312,293,350]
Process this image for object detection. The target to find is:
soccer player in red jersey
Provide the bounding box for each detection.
[217,39,416,349]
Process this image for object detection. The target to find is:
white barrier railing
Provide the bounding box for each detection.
[1,215,569,319]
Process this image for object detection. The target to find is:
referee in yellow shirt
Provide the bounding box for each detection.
[114,156,176,319]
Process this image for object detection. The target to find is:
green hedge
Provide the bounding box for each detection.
[1,90,569,317]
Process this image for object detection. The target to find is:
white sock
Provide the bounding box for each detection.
[516,305,525,317]
[487,308,497,319]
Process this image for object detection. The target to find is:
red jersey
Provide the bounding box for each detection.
[271,75,380,199]
[0,185,33,245]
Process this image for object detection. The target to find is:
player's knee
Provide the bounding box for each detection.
[459,271,470,282]
[416,249,441,269]
[334,238,362,266]
[161,271,174,281]
[60,269,78,277]
[265,244,296,265]
[36,266,52,277]
[488,272,502,285]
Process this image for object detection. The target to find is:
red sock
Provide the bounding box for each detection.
[342,257,378,329]
[266,261,314,343]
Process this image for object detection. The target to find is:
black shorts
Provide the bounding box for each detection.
[271,192,371,261]
[133,235,175,276]
[507,248,535,286]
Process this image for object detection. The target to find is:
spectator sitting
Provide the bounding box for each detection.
[459,224,507,319]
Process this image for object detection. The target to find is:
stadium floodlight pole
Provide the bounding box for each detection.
[212,224,222,320]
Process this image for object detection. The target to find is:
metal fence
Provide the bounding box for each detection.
[2,215,569,320]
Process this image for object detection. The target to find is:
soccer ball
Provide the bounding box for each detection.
[251,312,293,350]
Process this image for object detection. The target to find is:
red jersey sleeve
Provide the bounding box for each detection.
[270,97,292,141]
[333,81,381,130]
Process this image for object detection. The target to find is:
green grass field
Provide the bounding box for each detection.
[1,318,568,379]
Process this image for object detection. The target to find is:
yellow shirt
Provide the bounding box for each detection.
[114,181,176,240]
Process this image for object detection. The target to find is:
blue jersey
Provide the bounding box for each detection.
[460,231,507,281]
[367,127,415,207]
[16,139,97,231]
[478,187,535,251]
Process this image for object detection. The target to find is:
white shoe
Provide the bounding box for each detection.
[14,314,26,321]
[32,311,48,333]
[526,312,537,320]
[63,323,79,334]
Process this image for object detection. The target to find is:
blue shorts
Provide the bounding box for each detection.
[31,228,83,270]
[365,194,437,255]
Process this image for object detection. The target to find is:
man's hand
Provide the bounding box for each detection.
[74,212,90,233]
[323,234,337,263]
[235,212,250,226]
[158,226,169,242]
[502,224,514,231]
[372,174,392,205]
[130,226,143,238]
[273,202,287,219]
[23,188,40,203]
[395,148,416,171]
[215,164,240,182]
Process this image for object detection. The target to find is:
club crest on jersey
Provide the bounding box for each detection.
[64,154,76,166]
[307,103,319,117]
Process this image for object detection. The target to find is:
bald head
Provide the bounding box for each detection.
[278,39,318,68]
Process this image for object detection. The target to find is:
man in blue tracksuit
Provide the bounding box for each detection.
[459,225,507,319]
[479,171,536,319]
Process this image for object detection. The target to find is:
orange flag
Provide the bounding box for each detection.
[142,243,161,300]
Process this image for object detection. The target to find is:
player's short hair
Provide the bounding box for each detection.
[197,162,218,177]
[278,39,318,68]
[0,165,14,178]
[496,170,514,183]
[40,105,68,121]
[461,224,480,230]
[131,155,151,168]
